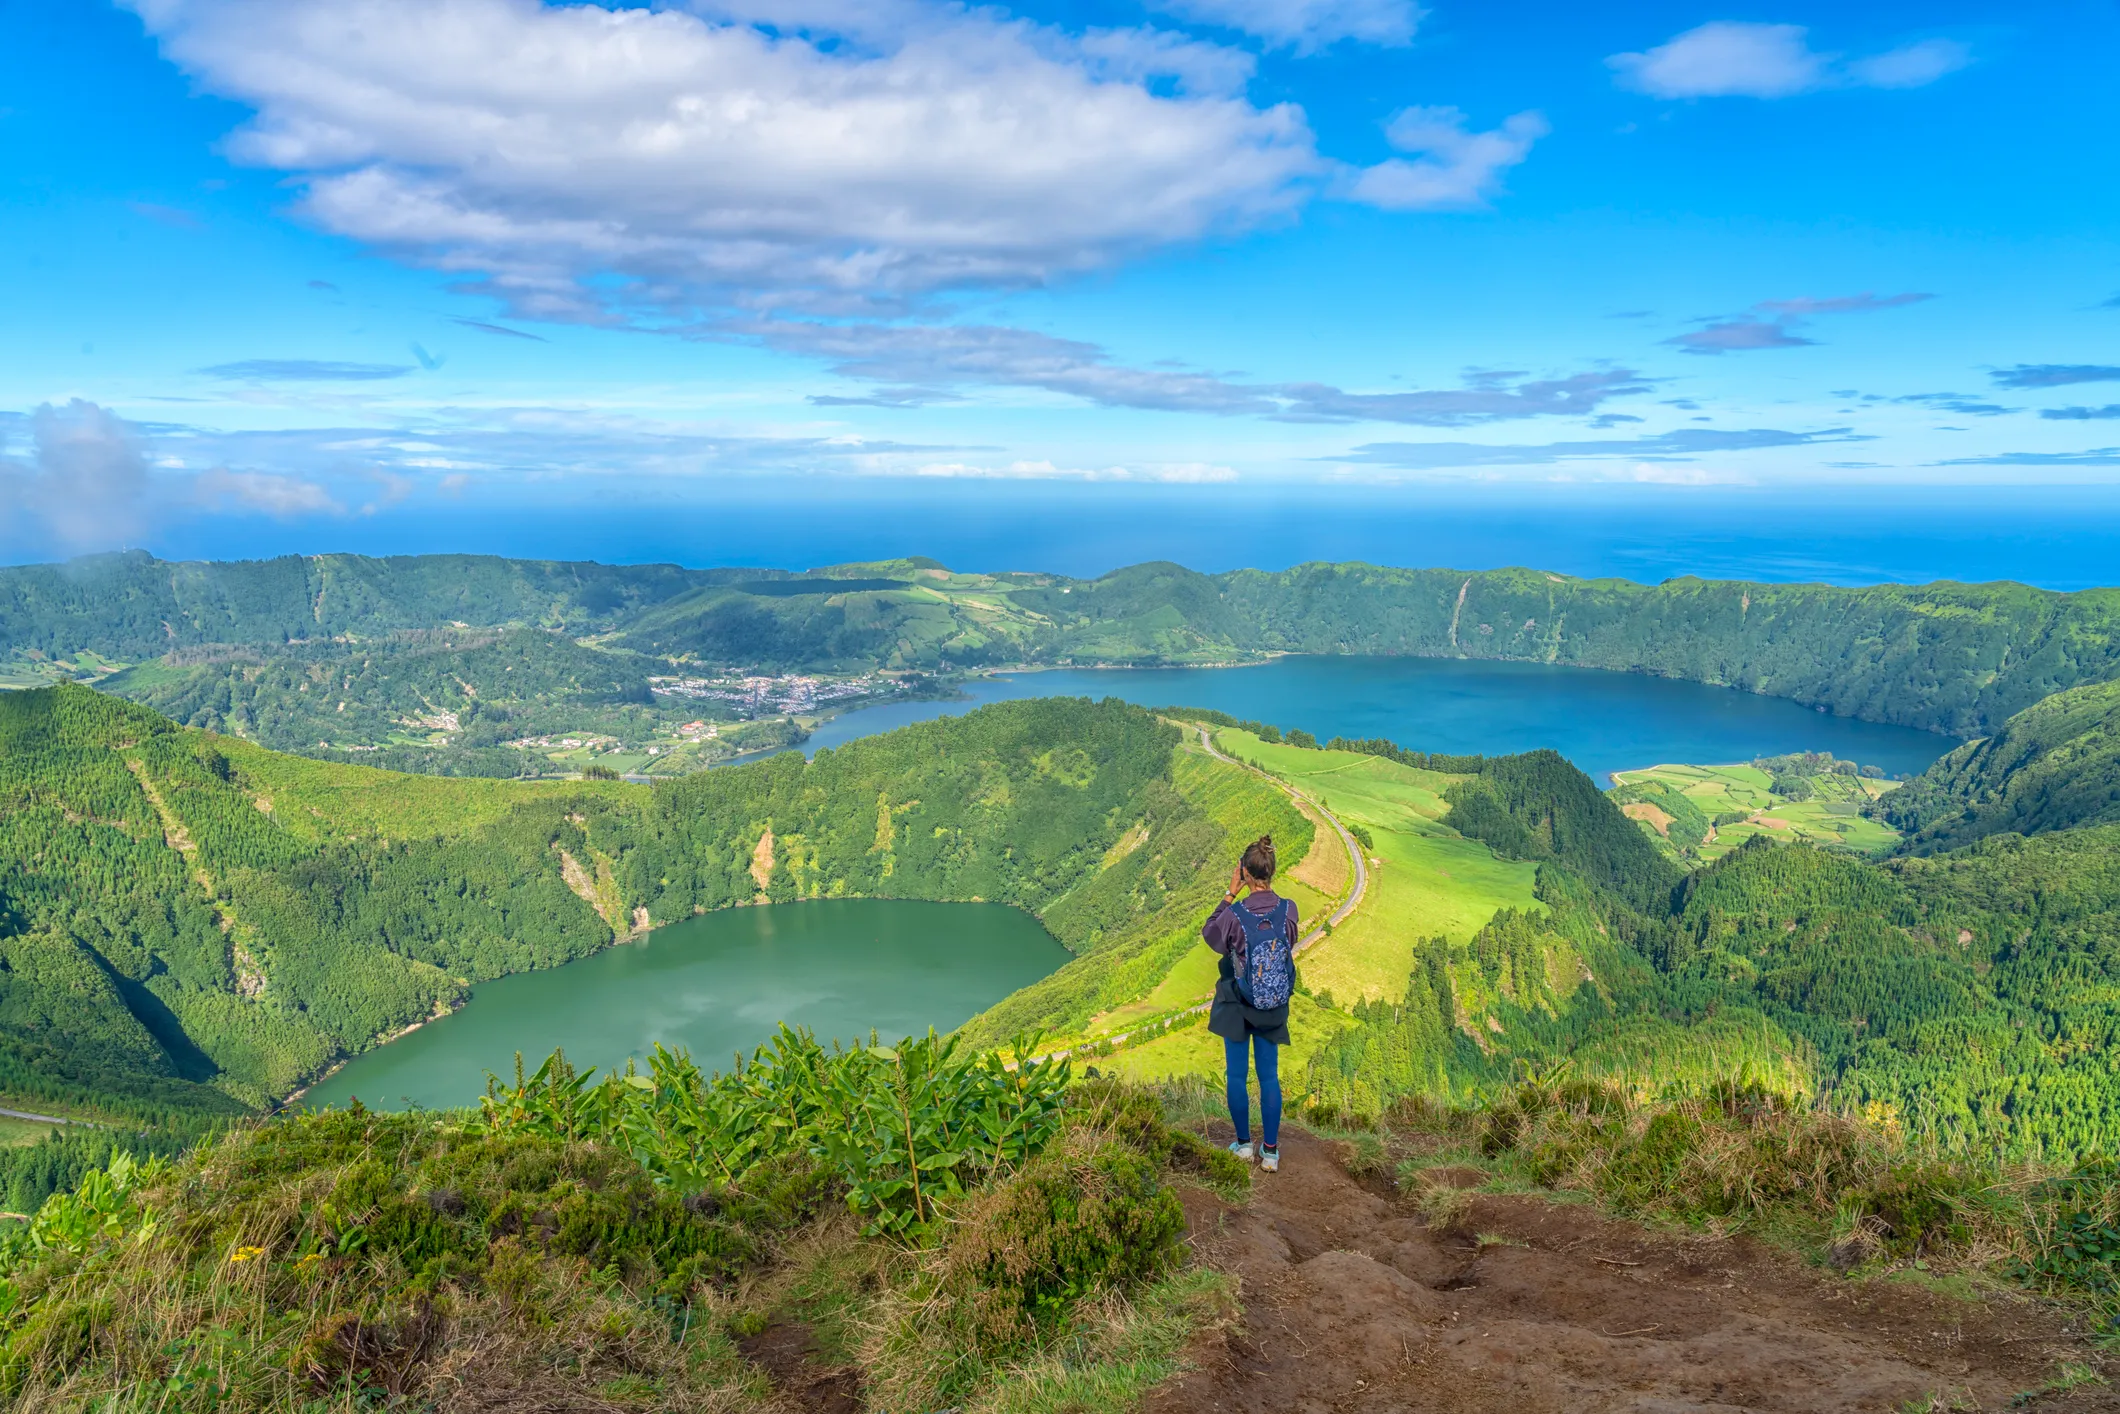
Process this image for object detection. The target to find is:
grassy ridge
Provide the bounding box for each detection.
[1211,729,1539,1005]
[1079,723,2120,1171]
[1300,755,2120,1162]
[954,740,1312,1050]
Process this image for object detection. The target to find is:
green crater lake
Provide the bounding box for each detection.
[302,900,1069,1113]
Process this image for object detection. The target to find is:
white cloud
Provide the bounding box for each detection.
[755,320,1279,413]
[1847,38,1972,89]
[0,401,153,553]
[126,0,1318,320]
[1074,26,1258,97]
[1669,291,1933,355]
[1609,22,1970,100]
[1150,0,1422,52]
[1147,460,1240,482]
[765,318,1642,425]
[1347,107,1547,210]
[192,467,344,516]
[1755,292,1932,317]
[913,458,1237,481]
[1609,22,1827,99]
[1668,318,1815,355]
[1627,462,1754,486]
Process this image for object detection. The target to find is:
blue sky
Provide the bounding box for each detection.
[2,0,2118,570]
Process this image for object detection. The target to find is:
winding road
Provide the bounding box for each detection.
[0,1106,79,1127]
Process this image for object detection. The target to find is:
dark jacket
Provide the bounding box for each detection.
[1203,890,1297,1046]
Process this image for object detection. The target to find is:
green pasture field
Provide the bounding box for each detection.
[1214,730,1465,827]
[0,1116,59,1148]
[545,744,654,775]
[1213,730,1541,1005]
[1306,823,1542,1005]
[0,652,132,690]
[1611,762,1902,860]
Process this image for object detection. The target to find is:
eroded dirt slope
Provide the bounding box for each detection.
[1151,1126,2117,1414]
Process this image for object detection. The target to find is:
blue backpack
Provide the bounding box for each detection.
[1228,899,1295,1010]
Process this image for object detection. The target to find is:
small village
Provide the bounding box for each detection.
[647,670,901,715]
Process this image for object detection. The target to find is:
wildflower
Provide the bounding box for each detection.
[227,1245,266,1264]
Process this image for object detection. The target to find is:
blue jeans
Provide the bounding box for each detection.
[1224,1032,1281,1148]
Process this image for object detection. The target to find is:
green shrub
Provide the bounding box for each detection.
[479,1025,1071,1237]
[1165,1128,1252,1197]
[1469,1074,1994,1264]
[943,1134,1185,1355]
[0,1111,794,1408]
[1859,1162,1978,1257]
[1065,1077,1174,1161]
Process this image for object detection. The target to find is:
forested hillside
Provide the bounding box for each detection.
[10,553,2120,745]
[1442,747,1683,911]
[1874,678,2120,853]
[100,627,664,773]
[0,550,728,658]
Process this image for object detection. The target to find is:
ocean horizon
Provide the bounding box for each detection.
[24,482,2118,592]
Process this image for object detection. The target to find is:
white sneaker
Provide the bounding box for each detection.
[1260,1145,1281,1173]
[1228,1141,1255,1163]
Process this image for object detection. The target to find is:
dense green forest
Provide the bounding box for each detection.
[10,553,2120,742]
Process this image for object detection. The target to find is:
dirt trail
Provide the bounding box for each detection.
[1152,1126,2116,1413]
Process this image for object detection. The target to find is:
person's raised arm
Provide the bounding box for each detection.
[1203,864,1245,951]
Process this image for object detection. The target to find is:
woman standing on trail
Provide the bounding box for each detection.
[1203,835,1298,1173]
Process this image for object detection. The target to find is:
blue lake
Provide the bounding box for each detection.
[791,656,1955,784]
[304,899,1068,1112]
